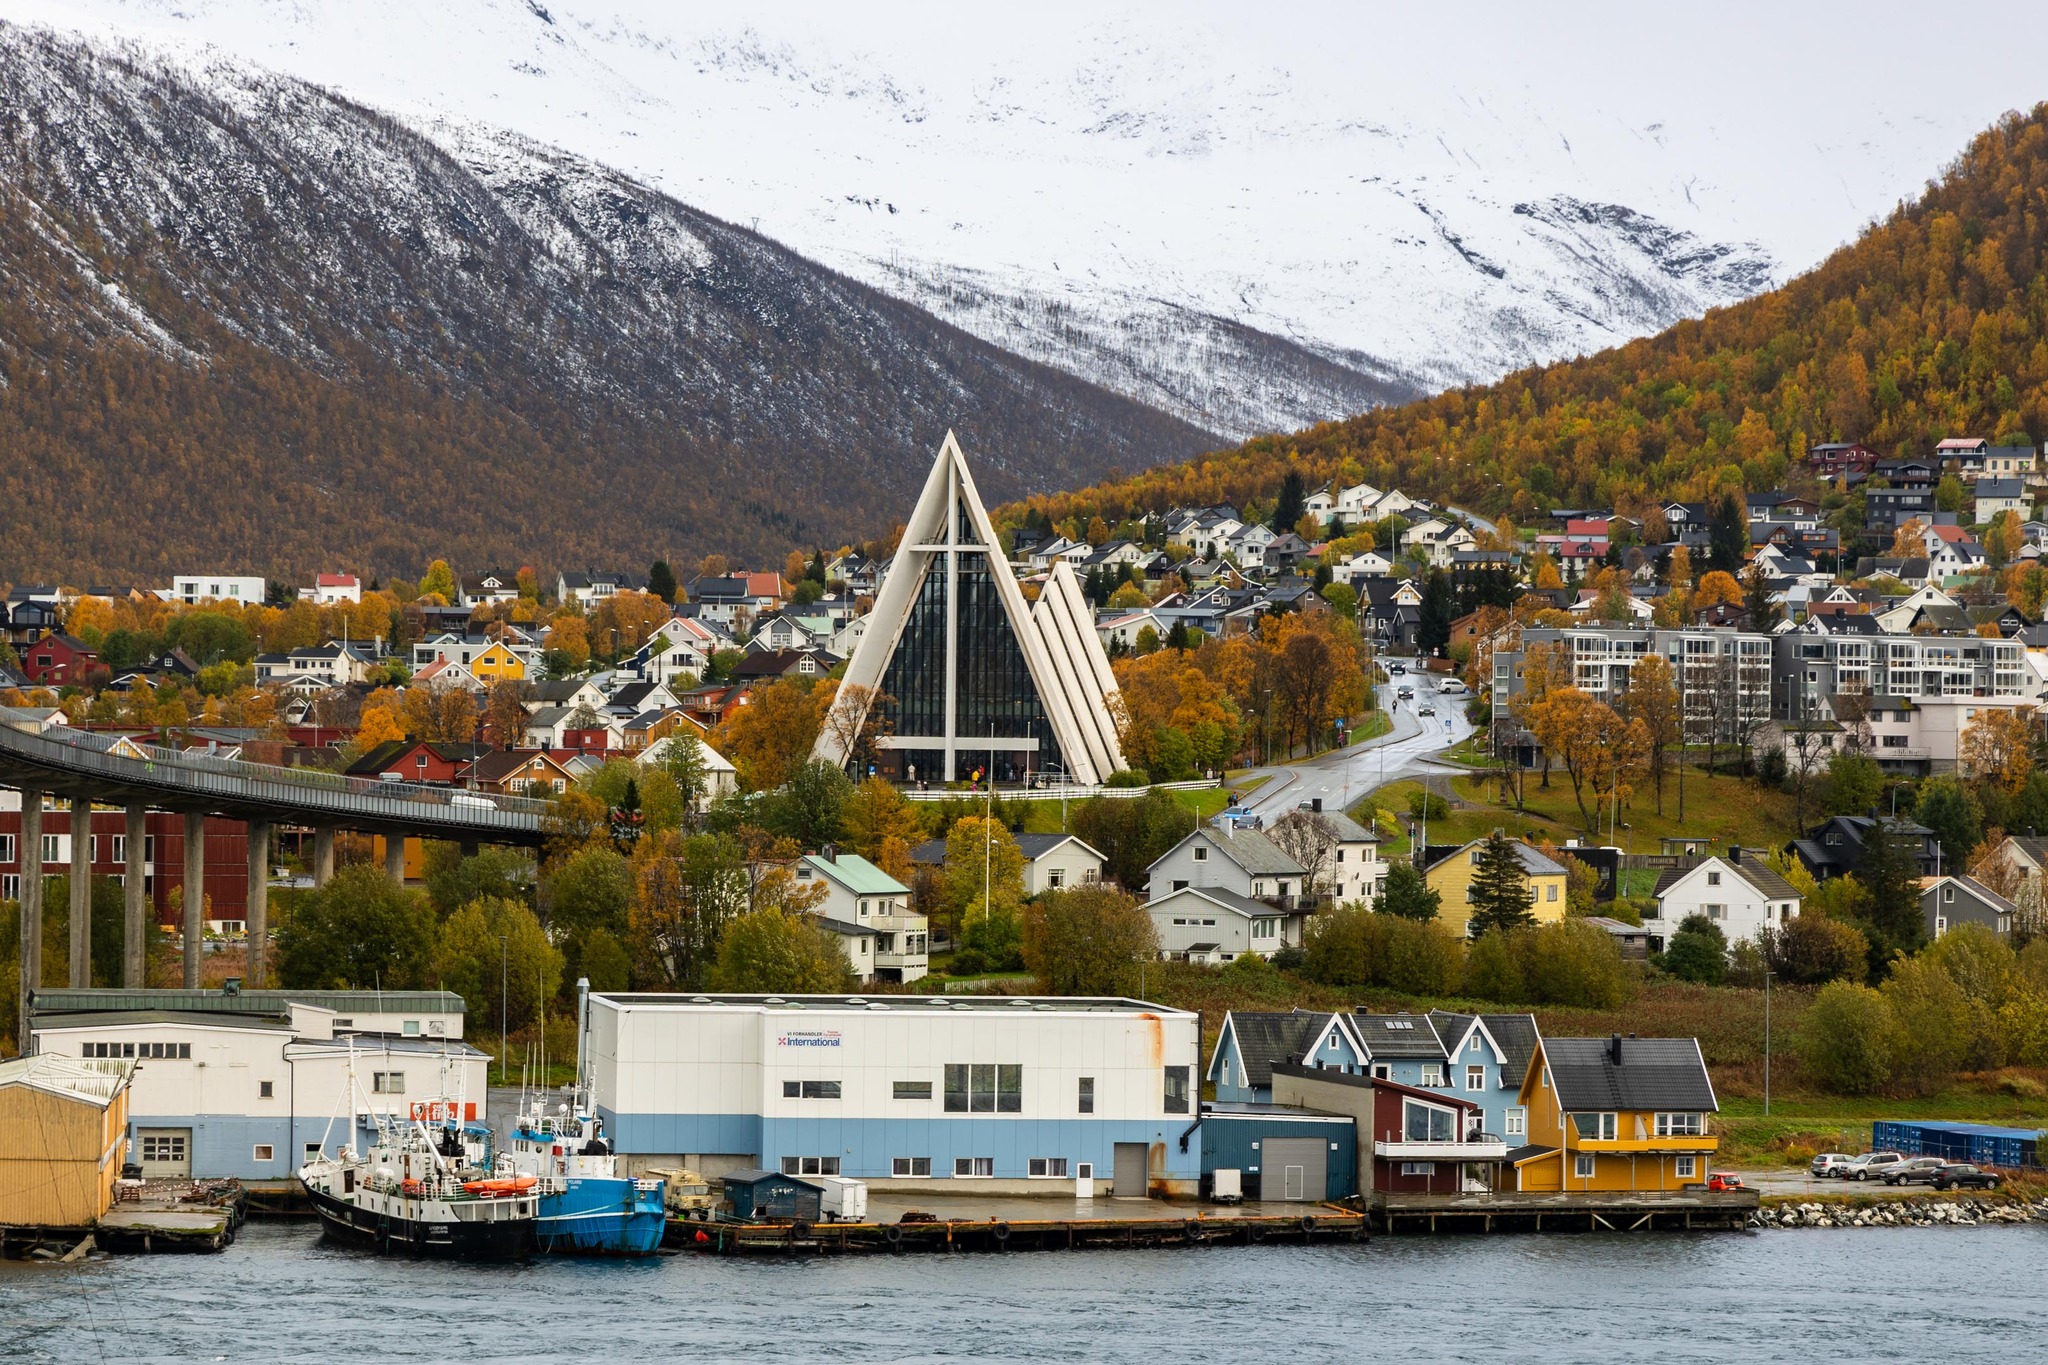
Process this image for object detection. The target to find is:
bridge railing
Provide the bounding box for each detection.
[0,709,549,831]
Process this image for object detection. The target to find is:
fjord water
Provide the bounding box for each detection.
[4,1221,2045,1363]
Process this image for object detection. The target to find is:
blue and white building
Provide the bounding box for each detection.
[28,987,484,1181]
[588,992,1202,1197]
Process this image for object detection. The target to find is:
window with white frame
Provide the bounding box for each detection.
[1465,1065,1485,1091]
[1047,868,1065,889]
[1400,1162,1436,1176]
[891,1157,931,1177]
[1654,1112,1704,1137]
[893,1081,932,1100]
[1193,846,1208,862]
[1675,1156,1697,1180]
[1418,1063,1444,1087]
[1403,1099,1455,1142]
[1028,1157,1069,1178]
[253,1144,275,1162]
[1505,1107,1526,1136]
[1371,1063,1392,1079]
[372,1071,405,1093]
[1571,1112,1618,1141]
[1574,1154,1596,1179]
[0,834,14,863]
[953,1157,994,1178]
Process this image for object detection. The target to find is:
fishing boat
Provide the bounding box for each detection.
[500,1090,666,1255]
[298,1059,538,1262]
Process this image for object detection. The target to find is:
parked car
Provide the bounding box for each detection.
[1439,679,1466,694]
[1842,1151,1906,1182]
[1810,1153,1853,1178]
[1931,1163,2002,1191]
[1883,1157,1946,1186]
[1706,1172,1746,1192]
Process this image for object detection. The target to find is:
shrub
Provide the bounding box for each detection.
[1797,980,1896,1095]
[1406,790,1449,822]
[1663,914,1728,985]
[1298,906,1464,993]
[1020,885,1158,995]
[1464,930,1523,1003]
[1763,913,1868,985]
[1882,955,1999,1088]
[1517,920,1634,1009]
[1104,769,1151,788]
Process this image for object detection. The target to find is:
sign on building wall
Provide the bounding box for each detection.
[776,1031,842,1049]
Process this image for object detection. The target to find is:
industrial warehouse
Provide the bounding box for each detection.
[586,992,1203,1197]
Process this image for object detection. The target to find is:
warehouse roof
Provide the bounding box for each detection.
[30,988,465,1016]
[31,1010,294,1033]
[591,992,1193,1016]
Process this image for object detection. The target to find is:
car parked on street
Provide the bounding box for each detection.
[1882,1157,1946,1186]
[1810,1153,1853,1178]
[1841,1151,1906,1182]
[1931,1163,2003,1191]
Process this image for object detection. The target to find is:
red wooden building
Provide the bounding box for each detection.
[0,800,251,930]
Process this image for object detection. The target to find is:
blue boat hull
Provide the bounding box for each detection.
[536,1177,665,1256]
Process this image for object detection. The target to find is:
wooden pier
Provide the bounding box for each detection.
[1366,1188,1759,1235]
[674,1204,1368,1255]
[2,1181,247,1258]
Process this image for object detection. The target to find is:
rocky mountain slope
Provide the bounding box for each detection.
[0,27,1212,581]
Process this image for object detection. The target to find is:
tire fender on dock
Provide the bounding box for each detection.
[990,1222,1011,1244]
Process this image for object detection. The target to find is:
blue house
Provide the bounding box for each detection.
[1425,1010,1540,1144]
[1208,1010,1367,1103]
[1350,1011,1452,1090]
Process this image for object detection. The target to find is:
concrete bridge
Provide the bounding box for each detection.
[2,708,547,1036]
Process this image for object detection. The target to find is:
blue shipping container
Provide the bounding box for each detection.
[1872,1121,2041,1169]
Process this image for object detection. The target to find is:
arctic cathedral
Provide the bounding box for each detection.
[812,433,1130,787]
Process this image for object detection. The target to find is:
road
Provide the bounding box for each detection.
[1233,667,1475,822]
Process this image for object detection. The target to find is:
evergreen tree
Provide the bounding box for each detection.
[807,549,828,585]
[1373,862,1442,922]
[1272,470,1306,532]
[1741,565,1782,631]
[647,559,678,604]
[1464,832,1535,937]
[1709,493,1749,576]
[1854,817,1926,970]
[1417,570,1456,653]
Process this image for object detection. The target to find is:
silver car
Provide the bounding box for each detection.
[1842,1151,1906,1182]
[1810,1153,1853,1178]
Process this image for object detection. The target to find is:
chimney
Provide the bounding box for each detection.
[1608,1033,1622,1065]
[1729,846,1741,865]
[1311,798,1323,813]
[821,844,837,864]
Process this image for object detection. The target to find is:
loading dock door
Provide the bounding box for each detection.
[137,1128,192,1178]
[1112,1142,1149,1198]
[1262,1137,1327,1202]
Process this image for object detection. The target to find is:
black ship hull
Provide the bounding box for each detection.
[303,1183,536,1262]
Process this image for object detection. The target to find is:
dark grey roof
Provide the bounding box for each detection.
[1216,1010,1339,1089]
[1153,885,1286,920]
[1202,828,1307,877]
[1506,1144,1560,1165]
[1351,1011,1448,1061]
[31,1009,294,1033]
[1544,1036,1718,1113]
[29,988,465,1017]
[1319,812,1378,843]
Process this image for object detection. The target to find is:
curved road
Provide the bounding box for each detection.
[1234,669,1475,821]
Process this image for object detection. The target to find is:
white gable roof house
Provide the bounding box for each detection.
[1651,850,1803,949]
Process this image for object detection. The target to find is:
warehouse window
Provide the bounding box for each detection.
[1078,1077,1094,1114]
[782,1080,841,1099]
[1164,1066,1191,1114]
[372,1072,405,1094]
[893,1081,932,1100]
[780,1156,841,1176]
[891,1157,932,1177]
[1028,1158,1069,1178]
[946,1063,1020,1112]
[259,1081,274,1099]
[953,1157,994,1178]
[253,1145,275,1162]
[944,1065,969,1111]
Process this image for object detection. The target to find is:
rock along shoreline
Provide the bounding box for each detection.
[1753,1195,2047,1230]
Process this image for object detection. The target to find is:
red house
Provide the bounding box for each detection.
[1364,1077,1503,1195]
[22,632,101,688]
[0,804,250,931]
[343,740,488,786]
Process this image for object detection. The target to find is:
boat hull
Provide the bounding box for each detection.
[303,1183,536,1262]
[536,1178,666,1256]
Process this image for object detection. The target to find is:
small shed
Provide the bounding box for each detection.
[722,1168,824,1222]
[1199,1102,1357,1202]
[0,1055,132,1228]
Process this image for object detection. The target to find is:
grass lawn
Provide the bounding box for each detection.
[1357,764,1798,853]
[1011,783,1230,834]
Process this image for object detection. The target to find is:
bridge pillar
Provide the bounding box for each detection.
[124,806,147,988]
[384,835,406,885]
[458,840,480,861]
[182,811,206,989]
[69,796,91,988]
[18,794,44,1048]
[245,821,271,989]
[312,827,336,887]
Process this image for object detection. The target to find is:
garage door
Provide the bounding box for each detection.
[137,1128,192,1178]
[1112,1142,1149,1198]
[1262,1137,1327,1202]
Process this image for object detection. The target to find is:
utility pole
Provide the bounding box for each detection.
[498,934,509,1086]
[1764,969,1774,1117]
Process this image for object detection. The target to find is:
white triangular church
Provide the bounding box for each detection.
[813,432,1129,786]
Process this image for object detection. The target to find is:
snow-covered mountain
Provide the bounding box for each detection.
[0,27,1208,579]
[11,1,2044,439]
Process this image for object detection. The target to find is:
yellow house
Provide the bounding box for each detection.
[1511,1035,1720,1193]
[0,1055,132,1228]
[1423,835,1570,937]
[471,640,527,682]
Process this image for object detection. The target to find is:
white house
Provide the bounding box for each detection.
[1148,885,1301,962]
[1013,834,1109,896]
[168,574,265,606]
[1331,551,1395,584]
[1320,812,1388,905]
[1144,826,1311,959]
[633,734,738,807]
[306,573,361,605]
[794,852,928,982]
[1649,852,1802,948]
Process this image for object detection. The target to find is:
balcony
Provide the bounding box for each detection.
[1573,1135,1720,1154]
[1375,1138,1510,1162]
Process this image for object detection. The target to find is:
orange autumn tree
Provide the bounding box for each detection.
[1960,706,2038,794]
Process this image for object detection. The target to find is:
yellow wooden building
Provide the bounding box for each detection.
[470,640,528,682]
[1511,1035,1720,1193]
[0,1054,133,1228]
[1423,835,1571,938]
